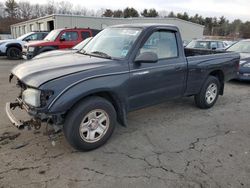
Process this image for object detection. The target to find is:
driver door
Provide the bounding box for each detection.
[128,30,187,110]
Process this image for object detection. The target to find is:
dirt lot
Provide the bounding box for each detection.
[0,57,250,188]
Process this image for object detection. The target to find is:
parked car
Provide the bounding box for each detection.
[23,28,100,59]
[186,39,227,50]
[227,39,250,81]
[6,24,240,151]
[33,37,93,60]
[0,31,49,60]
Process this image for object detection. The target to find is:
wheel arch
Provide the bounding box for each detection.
[6,43,22,51]
[208,69,225,95]
[58,90,128,127]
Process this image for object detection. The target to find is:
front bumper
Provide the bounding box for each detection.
[5,102,24,128]
[237,72,250,81]
[5,99,42,129]
[22,51,34,60]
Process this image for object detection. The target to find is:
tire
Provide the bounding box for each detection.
[194,76,220,109]
[63,96,117,151]
[6,47,22,60]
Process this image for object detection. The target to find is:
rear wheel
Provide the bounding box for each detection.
[6,47,22,60]
[63,97,117,151]
[194,76,220,109]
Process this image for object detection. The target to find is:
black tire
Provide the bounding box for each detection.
[6,47,22,60]
[194,76,220,109]
[63,96,117,151]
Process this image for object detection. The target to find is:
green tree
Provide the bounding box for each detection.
[168,11,175,18]
[4,0,18,18]
[123,7,139,18]
[102,9,113,17]
[113,9,123,17]
[141,8,158,17]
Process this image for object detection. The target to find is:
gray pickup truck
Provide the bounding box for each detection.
[6,24,240,151]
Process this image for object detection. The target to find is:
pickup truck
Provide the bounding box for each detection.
[23,28,100,59]
[6,24,240,151]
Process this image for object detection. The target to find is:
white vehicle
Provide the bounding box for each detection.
[0,31,48,60]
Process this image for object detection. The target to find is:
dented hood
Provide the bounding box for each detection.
[11,52,112,87]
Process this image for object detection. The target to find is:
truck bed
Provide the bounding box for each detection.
[184,48,226,57]
[184,48,240,96]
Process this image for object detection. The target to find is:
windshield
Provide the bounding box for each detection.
[73,37,93,50]
[227,41,250,53]
[81,27,142,59]
[44,30,61,41]
[186,40,210,49]
[17,32,34,40]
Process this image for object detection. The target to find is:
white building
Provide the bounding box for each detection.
[11,14,204,41]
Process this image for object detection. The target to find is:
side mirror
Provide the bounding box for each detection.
[212,47,217,50]
[60,37,66,42]
[135,52,158,63]
[25,38,31,42]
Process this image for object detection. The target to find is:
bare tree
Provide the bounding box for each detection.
[57,1,73,14]
[17,1,33,19]
[73,5,88,15]
[45,0,57,15]
[31,4,46,18]
[0,2,6,18]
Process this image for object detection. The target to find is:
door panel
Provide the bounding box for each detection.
[128,30,187,110]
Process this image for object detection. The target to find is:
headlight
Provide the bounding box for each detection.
[28,46,35,52]
[243,62,250,68]
[22,88,41,107]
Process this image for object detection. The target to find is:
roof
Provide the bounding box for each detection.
[111,23,178,29]
[11,14,204,28]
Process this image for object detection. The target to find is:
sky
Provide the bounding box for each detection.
[3,0,250,21]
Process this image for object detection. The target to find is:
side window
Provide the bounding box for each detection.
[60,31,78,41]
[138,30,178,59]
[218,42,224,48]
[210,42,218,49]
[81,31,91,39]
[23,33,39,41]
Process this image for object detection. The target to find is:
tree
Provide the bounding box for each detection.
[113,9,123,17]
[5,0,18,18]
[0,2,5,18]
[17,1,33,19]
[102,9,113,17]
[46,0,56,15]
[123,7,139,18]
[141,8,158,17]
[57,1,73,14]
[168,11,175,18]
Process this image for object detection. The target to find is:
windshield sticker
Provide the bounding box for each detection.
[121,50,128,57]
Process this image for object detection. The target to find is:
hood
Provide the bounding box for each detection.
[33,49,75,59]
[25,40,50,46]
[12,53,112,87]
[0,39,14,44]
[240,53,250,60]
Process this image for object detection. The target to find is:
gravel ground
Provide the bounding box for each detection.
[0,57,250,188]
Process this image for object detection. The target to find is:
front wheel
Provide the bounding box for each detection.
[6,47,22,60]
[63,97,117,151]
[194,76,220,109]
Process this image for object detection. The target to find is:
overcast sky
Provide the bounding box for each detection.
[3,0,250,21]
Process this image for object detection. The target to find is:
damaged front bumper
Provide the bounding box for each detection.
[5,99,42,129]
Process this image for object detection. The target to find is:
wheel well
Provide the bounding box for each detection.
[6,44,22,51]
[209,70,224,95]
[66,91,127,126]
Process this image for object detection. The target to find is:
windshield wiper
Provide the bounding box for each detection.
[91,51,112,59]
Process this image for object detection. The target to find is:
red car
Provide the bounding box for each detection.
[23,28,100,59]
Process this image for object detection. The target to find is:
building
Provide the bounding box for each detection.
[11,14,204,41]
